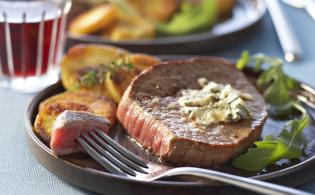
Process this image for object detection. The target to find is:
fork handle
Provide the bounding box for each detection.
[157,167,311,195]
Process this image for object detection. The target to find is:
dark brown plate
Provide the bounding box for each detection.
[66,0,266,54]
[25,56,315,195]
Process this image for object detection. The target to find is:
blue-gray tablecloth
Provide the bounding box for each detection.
[1,3,315,195]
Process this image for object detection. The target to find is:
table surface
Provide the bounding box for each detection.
[1,3,315,195]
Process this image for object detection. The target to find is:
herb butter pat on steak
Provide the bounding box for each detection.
[117,57,268,167]
[178,80,252,126]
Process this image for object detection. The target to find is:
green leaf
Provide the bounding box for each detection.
[263,77,291,107]
[258,64,304,117]
[236,50,250,70]
[232,141,278,171]
[233,51,309,170]
[267,101,296,118]
[156,0,218,35]
[285,75,299,90]
[252,53,266,72]
[236,51,306,117]
[232,115,309,171]
[256,65,277,87]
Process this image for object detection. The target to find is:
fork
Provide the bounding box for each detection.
[78,129,312,195]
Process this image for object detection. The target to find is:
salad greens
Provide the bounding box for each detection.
[156,0,218,35]
[233,51,310,171]
[232,114,309,171]
[236,51,303,117]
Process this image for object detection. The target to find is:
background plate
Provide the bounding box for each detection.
[25,56,315,195]
[66,0,266,54]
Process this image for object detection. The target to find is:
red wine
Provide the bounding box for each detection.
[0,1,67,77]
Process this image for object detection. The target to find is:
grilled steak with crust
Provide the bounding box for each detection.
[117,57,267,167]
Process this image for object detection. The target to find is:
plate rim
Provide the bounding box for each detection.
[25,56,315,189]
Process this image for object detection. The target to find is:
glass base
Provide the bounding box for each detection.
[0,69,59,94]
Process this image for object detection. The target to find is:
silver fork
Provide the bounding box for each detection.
[78,129,312,195]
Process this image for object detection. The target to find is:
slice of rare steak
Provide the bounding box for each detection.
[117,57,267,167]
[50,110,111,155]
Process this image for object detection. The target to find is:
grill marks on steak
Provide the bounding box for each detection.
[117,57,268,167]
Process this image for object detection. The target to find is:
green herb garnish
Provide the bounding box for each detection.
[232,114,309,171]
[236,51,303,117]
[233,51,310,171]
[79,70,100,88]
[108,58,134,73]
[236,50,249,70]
[79,58,134,88]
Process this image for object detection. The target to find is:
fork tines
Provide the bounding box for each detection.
[78,129,148,177]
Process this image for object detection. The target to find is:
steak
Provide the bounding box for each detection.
[117,57,267,167]
[50,110,111,155]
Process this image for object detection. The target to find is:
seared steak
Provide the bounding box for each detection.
[117,57,267,167]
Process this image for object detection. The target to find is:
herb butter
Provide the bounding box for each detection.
[178,79,252,126]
